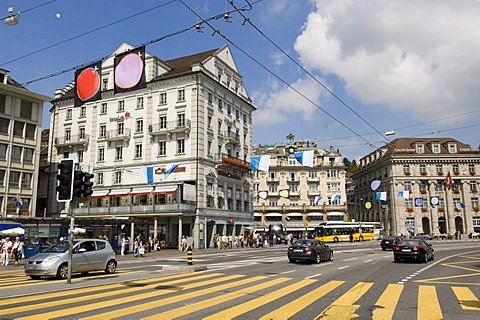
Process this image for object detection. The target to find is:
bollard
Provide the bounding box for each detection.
[187,246,193,265]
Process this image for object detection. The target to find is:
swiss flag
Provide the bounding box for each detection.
[445,171,454,190]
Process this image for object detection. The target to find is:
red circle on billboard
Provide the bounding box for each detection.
[76,67,100,101]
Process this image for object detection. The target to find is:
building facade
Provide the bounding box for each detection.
[252,137,347,235]
[49,43,256,249]
[350,138,480,236]
[0,68,51,218]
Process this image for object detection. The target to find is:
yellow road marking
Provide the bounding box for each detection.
[372,284,404,320]
[279,269,296,274]
[440,262,480,273]
[259,280,344,320]
[204,278,317,320]
[418,286,442,319]
[82,275,266,320]
[452,287,480,310]
[6,273,221,318]
[315,282,373,319]
[415,272,480,283]
[142,277,290,320]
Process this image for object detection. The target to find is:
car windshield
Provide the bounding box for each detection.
[398,240,420,246]
[293,240,313,246]
[42,240,79,253]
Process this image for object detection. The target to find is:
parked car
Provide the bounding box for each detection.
[274,233,288,244]
[415,234,433,240]
[24,239,117,280]
[380,236,402,251]
[393,239,434,263]
[287,239,333,264]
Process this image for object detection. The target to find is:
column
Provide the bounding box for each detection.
[178,217,183,251]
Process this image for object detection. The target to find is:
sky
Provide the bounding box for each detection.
[1,0,479,161]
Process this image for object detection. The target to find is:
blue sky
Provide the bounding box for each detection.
[2,0,479,161]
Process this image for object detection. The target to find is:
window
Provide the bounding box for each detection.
[235,108,240,119]
[115,146,123,160]
[290,172,296,181]
[419,164,426,173]
[290,184,298,192]
[99,124,106,138]
[403,164,410,173]
[65,129,71,141]
[0,144,6,160]
[177,113,185,127]
[269,172,276,180]
[453,164,459,173]
[98,147,105,162]
[433,144,440,154]
[404,181,412,191]
[469,163,476,172]
[309,185,318,193]
[435,181,443,192]
[470,181,478,191]
[436,164,443,173]
[79,127,86,139]
[448,144,456,153]
[419,181,427,192]
[21,172,32,188]
[136,119,144,133]
[80,106,86,117]
[0,169,5,186]
[114,171,122,184]
[269,201,277,207]
[78,150,84,163]
[159,92,167,105]
[159,115,167,129]
[96,172,104,185]
[208,92,213,104]
[0,118,9,134]
[118,100,125,112]
[416,144,424,154]
[472,198,479,209]
[327,170,338,178]
[117,123,124,135]
[405,199,413,209]
[218,120,222,134]
[13,121,23,136]
[243,113,247,123]
[227,103,232,114]
[207,140,212,155]
[136,97,144,109]
[100,103,107,114]
[406,217,415,230]
[177,89,185,102]
[328,183,339,191]
[11,146,22,162]
[66,109,72,120]
[9,171,20,186]
[177,138,185,154]
[25,123,36,139]
[135,144,143,158]
[0,94,5,113]
[207,115,212,129]
[269,184,277,192]
[218,98,223,110]
[158,140,166,156]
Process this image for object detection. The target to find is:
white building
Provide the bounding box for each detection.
[0,68,51,218]
[49,43,256,249]
[252,136,348,235]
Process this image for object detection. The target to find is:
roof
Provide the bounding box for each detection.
[383,137,476,156]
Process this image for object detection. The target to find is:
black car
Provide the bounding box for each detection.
[415,234,434,240]
[287,239,333,264]
[380,236,402,251]
[274,233,287,244]
[393,239,434,263]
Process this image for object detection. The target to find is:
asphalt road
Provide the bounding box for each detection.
[0,239,479,319]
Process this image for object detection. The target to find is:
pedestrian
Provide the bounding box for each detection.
[457,230,461,240]
[349,233,354,243]
[138,240,145,257]
[2,237,12,266]
[133,237,139,257]
[11,236,23,266]
[120,235,125,256]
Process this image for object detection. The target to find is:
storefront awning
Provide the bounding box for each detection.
[307,212,324,216]
[265,212,282,217]
[286,212,303,217]
[254,212,262,217]
[91,190,109,199]
[108,189,130,197]
[152,186,177,195]
[327,212,345,216]
[130,187,153,196]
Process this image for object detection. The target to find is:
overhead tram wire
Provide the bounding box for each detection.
[0,0,58,21]
[178,0,378,150]
[227,0,391,144]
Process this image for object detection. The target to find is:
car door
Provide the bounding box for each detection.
[74,240,98,272]
[317,241,328,260]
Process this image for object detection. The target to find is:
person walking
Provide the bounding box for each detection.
[11,236,23,266]
[120,235,125,256]
[2,237,12,266]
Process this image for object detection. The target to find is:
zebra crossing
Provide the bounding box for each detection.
[0,270,478,319]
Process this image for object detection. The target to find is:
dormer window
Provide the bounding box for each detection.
[432,144,440,154]
[448,143,457,153]
[416,144,424,154]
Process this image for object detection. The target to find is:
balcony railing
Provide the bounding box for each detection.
[55,134,89,147]
[224,131,240,144]
[215,153,250,170]
[105,128,131,142]
[149,119,191,136]
[74,203,196,217]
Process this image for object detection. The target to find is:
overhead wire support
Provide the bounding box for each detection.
[227,0,390,145]
[179,0,378,150]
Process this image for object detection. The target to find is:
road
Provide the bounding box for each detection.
[0,239,479,319]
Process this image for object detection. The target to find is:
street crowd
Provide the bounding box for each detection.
[0,235,24,266]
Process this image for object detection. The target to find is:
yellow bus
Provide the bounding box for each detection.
[314,221,379,243]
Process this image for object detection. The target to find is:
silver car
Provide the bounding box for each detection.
[24,239,117,280]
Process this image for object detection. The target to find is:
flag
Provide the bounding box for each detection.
[376,192,387,201]
[12,197,22,209]
[114,46,146,94]
[74,60,102,107]
[250,155,271,172]
[314,195,323,204]
[429,204,435,209]
[331,194,341,202]
[456,202,465,209]
[398,190,410,199]
[164,164,179,178]
[140,166,154,184]
[445,171,453,190]
[294,150,314,167]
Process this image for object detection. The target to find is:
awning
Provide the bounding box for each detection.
[153,186,177,195]
[254,212,262,217]
[286,212,303,217]
[265,212,282,217]
[91,190,109,199]
[327,212,345,216]
[307,212,324,216]
[108,189,130,197]
[130,187,153,196]
[0,223,24,236]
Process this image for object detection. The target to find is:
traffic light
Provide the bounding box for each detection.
[56,159,75,202]
[72,170,85,199]
[83,172,94,197]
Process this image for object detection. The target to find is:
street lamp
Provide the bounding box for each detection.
[5,7,19,26]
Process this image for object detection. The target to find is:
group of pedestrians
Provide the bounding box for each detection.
[0,235,24,266]
[213,233,288,249]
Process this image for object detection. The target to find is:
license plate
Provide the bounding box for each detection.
[294,249,304,253]
[28,266,35,270]
[384,241,390,244]
[402,249,411,252]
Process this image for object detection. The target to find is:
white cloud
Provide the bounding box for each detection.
[294,0,480,119]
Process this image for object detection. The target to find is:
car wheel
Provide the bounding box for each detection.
[382,247,386,251]
[394,257,400,263]
[424,253,428,263]
[333,237,339,243]
[29,275,41,280]
[315,253,321,264]
[105,260,117,274]
[329,251,333,261]
[431,252,435,260]
[288,258,295,263]
[57,263,68,279]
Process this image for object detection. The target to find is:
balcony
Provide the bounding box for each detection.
[420,189,427,194]
[406,207,414,212]
[55,134,89,147]
[437,171,444,176]
[453,170,460,175]
[224,131,240,145]
[421,208,429,212]
[438,207,444,212]
[149,119,191,136]
[471,188,478,193]
[75,203,196,217]
[215,153,250,170]
[470,170,476,176]
[105,128,131,142]
[404,171,411,176]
